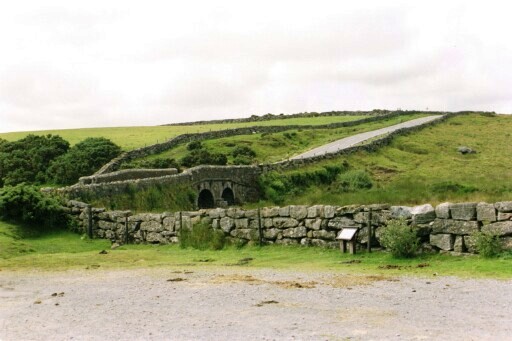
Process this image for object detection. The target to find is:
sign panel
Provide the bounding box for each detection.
[336,228,358,240]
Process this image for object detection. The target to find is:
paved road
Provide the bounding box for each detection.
[290,115,443,160]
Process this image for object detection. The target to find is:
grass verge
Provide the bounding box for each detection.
[2,221,511,279]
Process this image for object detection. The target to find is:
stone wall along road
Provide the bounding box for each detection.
[291,115,443,160]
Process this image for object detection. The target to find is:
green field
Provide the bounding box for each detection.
[139,113,429,164]
[0,115,366,150]
[1,221,511,278]
[262,113,512,206]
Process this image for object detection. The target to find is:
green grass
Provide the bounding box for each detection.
[0,115,365,151]
[257,113,512,206]
[138,113,429,164]
[1,220,511,278]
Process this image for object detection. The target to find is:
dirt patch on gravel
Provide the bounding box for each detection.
[1,268,511,340]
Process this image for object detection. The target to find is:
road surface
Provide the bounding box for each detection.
[290,115,443,160]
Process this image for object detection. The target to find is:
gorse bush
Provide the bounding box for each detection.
[47,137,122,185]
[120,157,180,171]
[180,222,225,250]
[335,170,373,193]
[379,219,419,258]
[0,134,69,186]
[472,230,503,258]
[181,149,228,167]
[0,184,67,230]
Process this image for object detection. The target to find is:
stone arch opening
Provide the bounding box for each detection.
[198,189,215,209]
[221,187,235,206]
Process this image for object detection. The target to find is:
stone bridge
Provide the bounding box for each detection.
[188,166,261,208]
[61,165,262,209]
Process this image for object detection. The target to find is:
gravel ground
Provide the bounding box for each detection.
[1,268,511,341]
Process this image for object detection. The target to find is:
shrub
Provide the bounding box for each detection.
[181,149,227,167]
[0,134,69,186]
[472,230,503,257]
[179,222,225,250]
[335,170,373,192]
[187,140,203,151]
[0,184,68,230]
[232,145,256,158]
[379,219,419,258]
[47,137,122,185]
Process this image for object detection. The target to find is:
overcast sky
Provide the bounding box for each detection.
[0,1,511,133]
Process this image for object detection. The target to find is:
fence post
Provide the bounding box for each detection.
[257,208,263,246]
[367,208,372,253]
[87,205,93,239]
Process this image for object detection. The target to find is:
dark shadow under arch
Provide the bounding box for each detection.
[221,187,235,206]
[198,189,215,209]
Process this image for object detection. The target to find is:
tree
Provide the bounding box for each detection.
[47,137,122,185]
[0,134,69,186]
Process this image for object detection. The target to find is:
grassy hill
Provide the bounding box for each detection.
[0,114,366,150]
[260,113,512,206]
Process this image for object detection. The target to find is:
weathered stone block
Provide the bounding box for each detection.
[322,205,336,218]
[226,208,244,218]
[162,216,175,231]
[282,226,307,239]
[129,213,161,223]
[219,217,234,233]
[289,205,308,220]
[305,218,322,230]
[495,201,512,213]
[230,229,254,240]
[273,217,299,229]
[481,221,512,237]
[464,235,477,253]
[279,206,290,217]
[450,203,477,220]
[245,209,259,219]
[98,220,116,230]
[211,219,219,229]
[411,204,436,224]
[310,239,327,247]
[312,230,336,240]
[263,218,273,228]
[300,238,312,246]
[248,219,260,229]
[430,219,479,235]
[235,218,249,229]
[208,208,226,219]
[498,212,512,221]
[453,236,465,253]
[435,202,451,219]
[263,228,280,239]
[337,205,363,215]
[502,237,512,251]
[307,205,322,218]
[261,207,279,218]
[327,217,356,229]
[390,206,412,219]
[476,202,496,222]
[140,220,162,232]
[354,212,379,225]
[430,234,454,251]
[365,204,390,211]
[146,232,167,244]
[275,238,299,245]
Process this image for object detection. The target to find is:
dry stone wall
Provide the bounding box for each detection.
[67,200,512,254]
[96,111,437,175]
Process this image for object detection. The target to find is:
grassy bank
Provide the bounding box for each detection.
[2,221,511,278]
[136,113,429,164]
[0,115,365,150]
[256,113,512,206]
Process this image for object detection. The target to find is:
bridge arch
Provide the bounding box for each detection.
[197,189,215,209]
[221,187,235,206]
